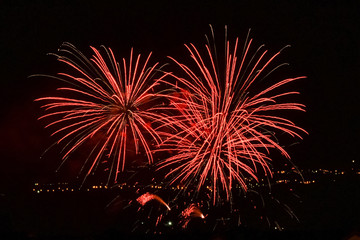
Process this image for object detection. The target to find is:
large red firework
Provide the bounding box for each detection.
[158,27,307,204]
[36,43,167,184]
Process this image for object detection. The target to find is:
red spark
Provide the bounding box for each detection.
[36,42,168,184]
[181,203,205,219]
[180,203,205,228]
[158,27,307,204]
[136,192,171,210]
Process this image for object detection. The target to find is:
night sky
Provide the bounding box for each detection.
[0,0,359,238]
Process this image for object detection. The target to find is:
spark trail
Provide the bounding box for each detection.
[158,27,307,204]
[36,43,168,184]
[137,192,171,210]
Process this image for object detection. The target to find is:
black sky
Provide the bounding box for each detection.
[0,0,359,191]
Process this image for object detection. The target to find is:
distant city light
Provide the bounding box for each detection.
[30,166,359,196]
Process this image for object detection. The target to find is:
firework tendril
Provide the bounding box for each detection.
[36,43,168,184]
[157,27,307,204]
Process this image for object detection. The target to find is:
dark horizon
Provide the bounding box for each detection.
[0,0,359,239]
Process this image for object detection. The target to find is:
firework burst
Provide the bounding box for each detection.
[180,203,205,228]
[158,27,307,204]
[137,192,171,211]
[36,42,167,184]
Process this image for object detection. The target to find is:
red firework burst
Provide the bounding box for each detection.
[181,203,205,219]
[180,203,205,228]
[158,27,307,204]
[137,192,171,210]
[36,43,167,184]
